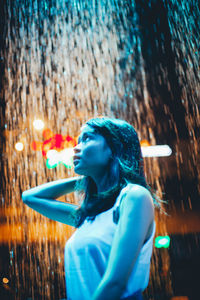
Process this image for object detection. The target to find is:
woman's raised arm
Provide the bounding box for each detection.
[22,176,83,227]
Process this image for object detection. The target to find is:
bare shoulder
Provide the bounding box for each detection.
[121,183,154,212]
[127,183,153,196]
[118,183,154,242]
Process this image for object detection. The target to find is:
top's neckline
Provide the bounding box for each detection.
[84,183,133,224]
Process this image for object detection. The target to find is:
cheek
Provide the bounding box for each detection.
[83,144,110,164]
[84,147,100,161]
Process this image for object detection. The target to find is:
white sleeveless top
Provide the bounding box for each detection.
[64,183,156,300]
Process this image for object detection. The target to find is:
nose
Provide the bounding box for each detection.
[73,144,81,154]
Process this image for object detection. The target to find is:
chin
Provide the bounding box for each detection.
[74,166,87,176]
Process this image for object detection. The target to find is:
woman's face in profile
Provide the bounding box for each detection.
[73,125,112,178]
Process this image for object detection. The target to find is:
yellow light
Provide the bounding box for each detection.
[33,119,45,130]
[60,148,74,167]
[15,142,24,151]
[46,148,74,169]
[46,149,58,159]
[3,277,9,284]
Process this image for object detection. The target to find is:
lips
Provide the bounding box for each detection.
[73,155,81,163]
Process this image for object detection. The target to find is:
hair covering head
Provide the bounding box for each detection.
[85,117,144,177]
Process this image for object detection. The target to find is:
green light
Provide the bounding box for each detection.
[46,158,59,169]
[155,236,170,248]
[62,162,73,169]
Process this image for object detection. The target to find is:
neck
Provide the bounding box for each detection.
[92,172,119,193]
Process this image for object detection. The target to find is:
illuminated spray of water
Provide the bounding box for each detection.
[166,0,200,189]
[1,0,200,298]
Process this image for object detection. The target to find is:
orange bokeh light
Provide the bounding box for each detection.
[140,139,151,147]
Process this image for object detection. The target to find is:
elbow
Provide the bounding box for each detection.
[103,275,126,295]
[22,191,30,204]
[112,279,126,294]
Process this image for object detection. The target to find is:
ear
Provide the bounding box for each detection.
[109,156,120,180]
[104,139,112,157]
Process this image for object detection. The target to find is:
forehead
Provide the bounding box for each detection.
[80,124,96,134]
[78,125,98,140]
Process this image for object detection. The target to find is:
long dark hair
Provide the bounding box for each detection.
[73,117,163,228]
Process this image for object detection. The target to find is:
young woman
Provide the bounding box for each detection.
[22,117,159,300]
